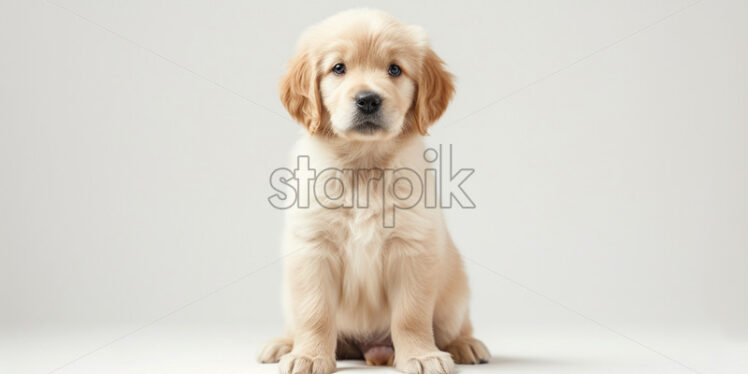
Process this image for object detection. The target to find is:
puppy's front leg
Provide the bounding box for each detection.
[387,240,455,374]
[280,249,338,374]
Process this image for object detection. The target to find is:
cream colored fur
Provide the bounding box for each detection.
[258,9,489,374]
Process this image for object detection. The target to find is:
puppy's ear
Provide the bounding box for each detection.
[279,52,324,133]
[410,49,455,134]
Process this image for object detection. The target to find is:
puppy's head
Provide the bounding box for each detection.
[280,9,454,140]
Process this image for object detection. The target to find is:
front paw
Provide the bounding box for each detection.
[279,352,335,374]
[397,351,455,374]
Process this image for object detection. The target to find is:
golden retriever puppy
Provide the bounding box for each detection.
[258,9,489,374]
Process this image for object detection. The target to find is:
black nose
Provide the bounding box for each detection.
[355,91,382,114]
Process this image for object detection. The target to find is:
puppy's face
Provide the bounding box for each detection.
[280,10,454,140]
[319,47,415,141]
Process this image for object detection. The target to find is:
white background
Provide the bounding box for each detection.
[1,0,747,373]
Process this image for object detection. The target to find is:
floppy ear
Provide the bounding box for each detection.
[279,52,324,133]
[410,48,455,134]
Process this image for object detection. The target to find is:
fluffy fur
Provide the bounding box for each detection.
[258,9,489,374]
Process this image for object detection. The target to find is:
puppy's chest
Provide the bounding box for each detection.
[338,204,388,284]
[325,178,392,314]
[311,169,402,308]
[335,207,391,331]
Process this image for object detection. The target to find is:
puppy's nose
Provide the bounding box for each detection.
[355,91,382,114]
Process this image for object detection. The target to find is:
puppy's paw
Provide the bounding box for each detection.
[444,337,490,365]
[279,352,335,374]
[257,337,293,363]
[397,351,455,374]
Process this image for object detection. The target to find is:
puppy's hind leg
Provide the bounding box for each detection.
[258,336,293,363]
[442,319,490,365]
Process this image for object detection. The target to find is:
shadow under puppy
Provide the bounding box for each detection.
[258,9,489,374]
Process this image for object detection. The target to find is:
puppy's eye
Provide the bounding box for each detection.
[332,63,346,75]
[388,64,402,77]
